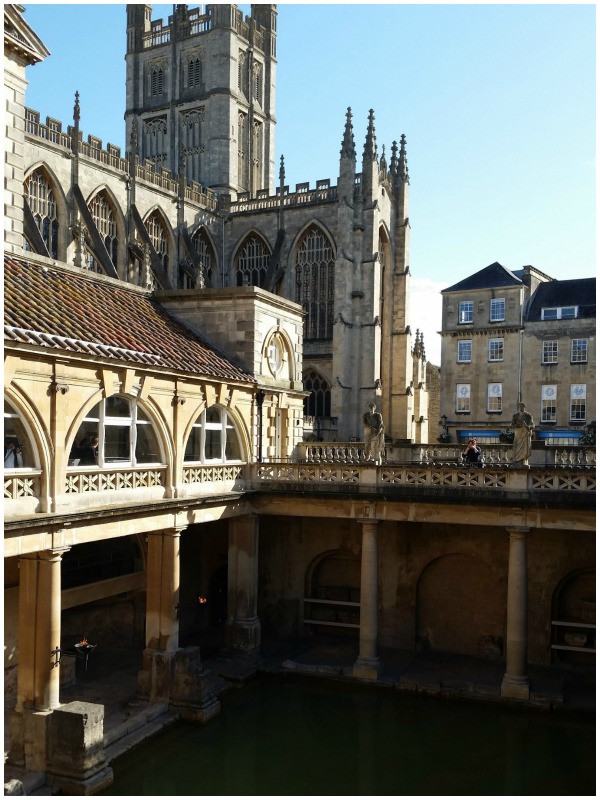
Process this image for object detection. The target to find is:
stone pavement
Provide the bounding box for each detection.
[4,636,595,795]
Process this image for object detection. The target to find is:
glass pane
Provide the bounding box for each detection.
[135,423,160,463]
[70,425,100,465]
[205,406,220,424]
[205,428,222,460]
[225,423,241,460]
[85,402,101,421]
[105,397,131,418]
[137,406,150,422]
[104,426,130,462]
[4,417,30,468]
[184,427,202,462]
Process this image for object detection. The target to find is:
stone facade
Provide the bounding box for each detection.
[439,262,596,446]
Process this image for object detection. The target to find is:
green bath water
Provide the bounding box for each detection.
[102,677,595,796]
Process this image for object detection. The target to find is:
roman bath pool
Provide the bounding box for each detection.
[102,677,594,796]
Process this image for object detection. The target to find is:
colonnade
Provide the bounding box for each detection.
[8,513,532,778]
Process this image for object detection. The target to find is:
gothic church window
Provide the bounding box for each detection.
[180,109,204,182]
[235,234,270,288]
[303,371,331,418]
[295,225,335,340]
[188,57,201,87]
[150,67,164,97]
[24,169,59,259]
[144,211,170,276]
[192,228,215,286]
[143,117,168,167]
[87,192,119,274]
[238,50,248,97]
[253,62,262,104]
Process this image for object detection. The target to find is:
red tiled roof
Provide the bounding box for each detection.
[4,256,254,383]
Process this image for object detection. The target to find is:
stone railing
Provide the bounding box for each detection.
[232,185,338,214]
[182,465,244,485]
[65,465,166,494]
[251,462,595,497]
[4,470,42,500]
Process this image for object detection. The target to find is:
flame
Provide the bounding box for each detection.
[79,637,88,645]
[198,597,207,604]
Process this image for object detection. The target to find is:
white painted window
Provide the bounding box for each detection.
[456,384,471,413]
[184,406,242,463]
[458,301,473,324]
[541,385,557,422]
[542,340,558,364]
[570,385,586,421]
[571,339,588,363]
[490,298,505,322]
[488,338,504,361]
[457,340,472,363]
[487,383,502,412]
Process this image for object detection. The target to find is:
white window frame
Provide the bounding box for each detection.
[458,301,473,324]
[490,298,505,322]
[457,340,472,363]
[72,397,163,469]
[571,338,588,364]
[570,385,586,422]
[456,384,471,413]
[488,338,504,362]
[487,383,502,413]
[541,385,557,423]
[184,406,243,464]
[542,340,558,364]
[541,306,578,320]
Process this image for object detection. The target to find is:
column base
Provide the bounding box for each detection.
[501,672,530,700]
[7,708,52,772]
[352,656,381,681]
[225,616,261,656]
[169,646,221,724]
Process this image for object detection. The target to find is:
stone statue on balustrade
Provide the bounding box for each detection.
[363,403,385,465]
[511,402,534,466]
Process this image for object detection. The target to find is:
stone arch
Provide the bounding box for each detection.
[23,162,69,259]
[416,552,505,659]
[291,222,336,341]
[141,206,176,286]
[188,224,217,287]
[85,185,127,278]
[231,229,272,288]
[261,325,297,384]
[304,549,361,636]
[182,402,247,465]
[551,568,595,664]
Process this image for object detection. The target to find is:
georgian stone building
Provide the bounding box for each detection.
[439,262,596,448]
[4,5,594,794]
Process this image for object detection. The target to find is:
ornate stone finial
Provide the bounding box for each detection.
[279,154,285,184]
[420,331,426,362]
[340,107,356,160]
[73,91,80,128]
[379,144,387,174]
[399,133,409,183]
[390,140,398,177]
[363,109,378,163]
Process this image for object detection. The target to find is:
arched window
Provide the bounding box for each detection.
[150,67,164,96]
[24,169,59,258]
[303,370,331,418]
[184,406,242,463]
[70,397,162,468]
[188,57,201,87]
[192,228,215,286]
[235,234,270,288]
[295,226,335,340]
[144,211,170,276]
[238,50,248,97]
[4,401,35,470]
[88,192,119,273]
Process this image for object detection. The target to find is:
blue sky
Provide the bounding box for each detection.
[21,2,596,362]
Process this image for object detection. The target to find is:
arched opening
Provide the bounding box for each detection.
[416,553,505,658]
[234,233,271,288]
[304,551,360,639]
[551,569,595,664]
[294,224,335,341]
[23,168,59,259]
[184,405,243,464]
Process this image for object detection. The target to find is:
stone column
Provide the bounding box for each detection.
[9,547,68,770]
[139,527,183,701]
[501,527,530,700]
[226,514,261,656]
[353,518,381,680]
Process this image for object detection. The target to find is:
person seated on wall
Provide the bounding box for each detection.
[462,438,482,465]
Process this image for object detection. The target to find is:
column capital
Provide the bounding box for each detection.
[506,526,530,537]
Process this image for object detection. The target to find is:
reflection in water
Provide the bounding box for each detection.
[103,677,595,796]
